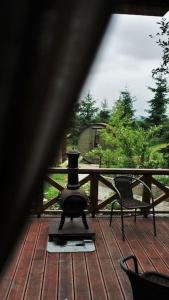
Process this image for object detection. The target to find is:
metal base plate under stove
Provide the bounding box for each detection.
[48,218,96,243]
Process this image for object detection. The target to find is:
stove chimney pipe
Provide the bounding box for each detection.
[67,151,80,189]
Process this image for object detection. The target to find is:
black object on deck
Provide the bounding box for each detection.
[58,151,89,230]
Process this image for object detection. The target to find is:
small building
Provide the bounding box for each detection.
[78,123,107,160]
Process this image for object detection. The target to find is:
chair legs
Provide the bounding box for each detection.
[120,206,125,241]
[134,209,137,222]
[152,206,157,236]
[109,200,116,226]
[110,204,156,241]
[110,201,125,240]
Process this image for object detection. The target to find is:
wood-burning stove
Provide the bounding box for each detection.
[58,151,89,230]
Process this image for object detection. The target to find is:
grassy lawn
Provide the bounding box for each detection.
[44,173,67,201]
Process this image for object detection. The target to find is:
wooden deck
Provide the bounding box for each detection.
[1,216,169,300]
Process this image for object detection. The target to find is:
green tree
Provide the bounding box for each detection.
[114,89,136,123]
[100,105,164,168]
[85,144,114,168]
[68,101,81,147]
[150,18,169,77]
[96,99,110,123]
[78,92,98,127]
[68,92,98,147]
[146,17,169,140]
[146,74,168,126]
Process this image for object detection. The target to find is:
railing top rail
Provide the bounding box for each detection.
[47,167,169,175]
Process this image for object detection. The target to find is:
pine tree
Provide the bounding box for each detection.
[114,89,135,122]
[78,92,98,127]
[96,99,110,123]
[68,92,98,147]
[146,74,168,126]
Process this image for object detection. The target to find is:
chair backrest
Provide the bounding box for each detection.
[127,272,169,300]
[120,255,169,300]
[114,176,133,201]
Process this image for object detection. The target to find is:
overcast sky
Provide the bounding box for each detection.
[80,12,169,117]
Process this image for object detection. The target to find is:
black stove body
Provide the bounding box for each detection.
[58,151,89,230]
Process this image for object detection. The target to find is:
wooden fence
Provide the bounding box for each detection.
[35,168,169,217]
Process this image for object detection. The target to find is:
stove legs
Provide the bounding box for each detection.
[58,212,89,230]
[82,212,89,229]
[58,213,65,230]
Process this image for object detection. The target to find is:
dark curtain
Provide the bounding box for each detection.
[0,0,111,271]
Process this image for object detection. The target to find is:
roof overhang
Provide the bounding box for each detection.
[112,0,169,16]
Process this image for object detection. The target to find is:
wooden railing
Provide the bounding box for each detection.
[36,168,169,217]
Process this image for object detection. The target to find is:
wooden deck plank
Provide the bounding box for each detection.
[137,218,169,272]
[99,218,132,300]
[58,253,74,300]
[7,220,41,300]
[128,218,169,274]
[73,253,91,300]
[109,217,136,273]
[156,219,169,249]
[85,250,108,300]
[24,221,48,300]
[92,219,124,300]
[0,217,169,300]
[41,218,59,300]
[41,252,59,300]
[123,218,156,272]
[0,224,30,300]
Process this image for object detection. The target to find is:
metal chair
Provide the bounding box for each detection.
[120,255,169,300]
[109,175,156,240]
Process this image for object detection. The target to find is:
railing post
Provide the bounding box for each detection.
[142,174,152,217]
[90,173,99,218]
[142,174,152,203]
[36,180,44,218]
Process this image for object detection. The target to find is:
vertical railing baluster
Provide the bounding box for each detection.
[90,173,99,218]
[142,174,152,204]
[142,174,152,217]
